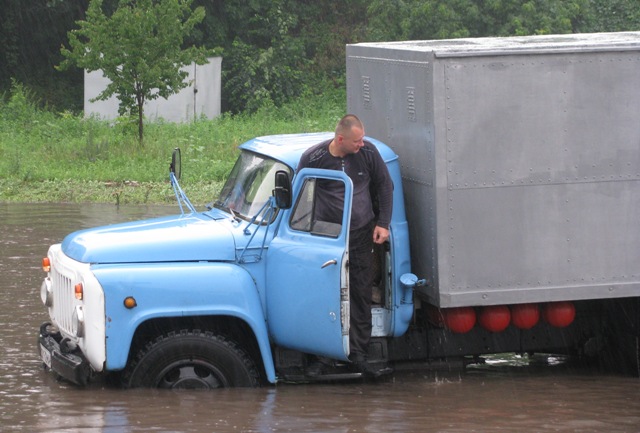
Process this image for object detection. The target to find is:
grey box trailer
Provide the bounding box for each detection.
[347,32,640,311]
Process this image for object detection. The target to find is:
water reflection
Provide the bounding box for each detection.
[1,203,638,432]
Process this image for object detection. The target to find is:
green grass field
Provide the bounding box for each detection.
[0,84,345,206]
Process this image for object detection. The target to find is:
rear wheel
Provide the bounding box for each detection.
[123,330,260,389]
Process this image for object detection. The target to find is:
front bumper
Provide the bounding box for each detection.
[38,322,91,386]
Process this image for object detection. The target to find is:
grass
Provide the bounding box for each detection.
[0,83,345,206]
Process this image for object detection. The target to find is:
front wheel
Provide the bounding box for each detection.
[122,330,261,389]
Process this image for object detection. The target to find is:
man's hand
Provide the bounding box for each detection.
[373,226,389,244]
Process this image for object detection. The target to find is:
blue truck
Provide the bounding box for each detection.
[38,32,640,388]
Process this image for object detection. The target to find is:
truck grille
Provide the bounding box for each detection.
[49,250,82,336]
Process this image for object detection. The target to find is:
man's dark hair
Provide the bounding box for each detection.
[336,114,363,135]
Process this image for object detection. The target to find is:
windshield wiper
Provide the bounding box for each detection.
[229,207,241,222]
[209,200,242,222]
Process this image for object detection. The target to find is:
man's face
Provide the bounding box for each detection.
[338,126,365,155]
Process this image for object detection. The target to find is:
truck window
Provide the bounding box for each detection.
[290,178,343,238]
[215,152,291,222]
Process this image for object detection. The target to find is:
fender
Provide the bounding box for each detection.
[91,261,276,383]
[386,157,414,337]
[389,219,414,336]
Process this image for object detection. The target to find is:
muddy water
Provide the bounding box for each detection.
[1,202,639,432]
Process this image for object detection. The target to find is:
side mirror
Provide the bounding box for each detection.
[170,148,182,180]
[273,170,292,209]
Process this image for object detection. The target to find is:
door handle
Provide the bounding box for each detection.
[321,259,337,268]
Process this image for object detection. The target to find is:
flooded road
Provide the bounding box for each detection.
[1,202,639,432]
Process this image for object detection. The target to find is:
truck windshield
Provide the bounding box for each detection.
[214,151,291,222]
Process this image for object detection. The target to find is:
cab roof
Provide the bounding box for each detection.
[238,132,398,170]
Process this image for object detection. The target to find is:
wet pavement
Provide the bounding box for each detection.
[1,202,639,432]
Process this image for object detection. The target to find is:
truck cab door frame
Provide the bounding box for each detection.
[266,168,353,360]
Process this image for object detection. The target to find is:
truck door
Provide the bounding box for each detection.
[266,168,353,361]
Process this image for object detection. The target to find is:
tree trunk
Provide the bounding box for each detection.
[137,99,144,146]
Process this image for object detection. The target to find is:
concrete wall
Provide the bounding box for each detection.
[84,57,221,122]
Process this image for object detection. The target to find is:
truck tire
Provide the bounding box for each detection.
[122,330,260,389]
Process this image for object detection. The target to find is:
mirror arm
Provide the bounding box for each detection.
[238,197,276,263]
[169,150,196,214]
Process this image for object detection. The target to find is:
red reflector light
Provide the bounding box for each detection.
[478,305,511,332]
[42,258,51,272]
[74,283,84,300]
[511,303,540,330]
[442,307,476,334]
[543,301,576,328]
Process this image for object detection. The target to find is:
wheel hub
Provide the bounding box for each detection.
[159,364,225,390]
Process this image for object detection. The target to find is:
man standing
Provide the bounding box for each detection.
[297,114,393,377]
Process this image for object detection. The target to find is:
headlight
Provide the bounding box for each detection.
[40,278,53,307]
[72,305,85,338]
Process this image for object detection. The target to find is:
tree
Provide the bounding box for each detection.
[365,0,593,41]
[3,0,639,112]
[0,0,90,110]
[576,0,640,33]
[58,0,209,143]
[222,1,307,113]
